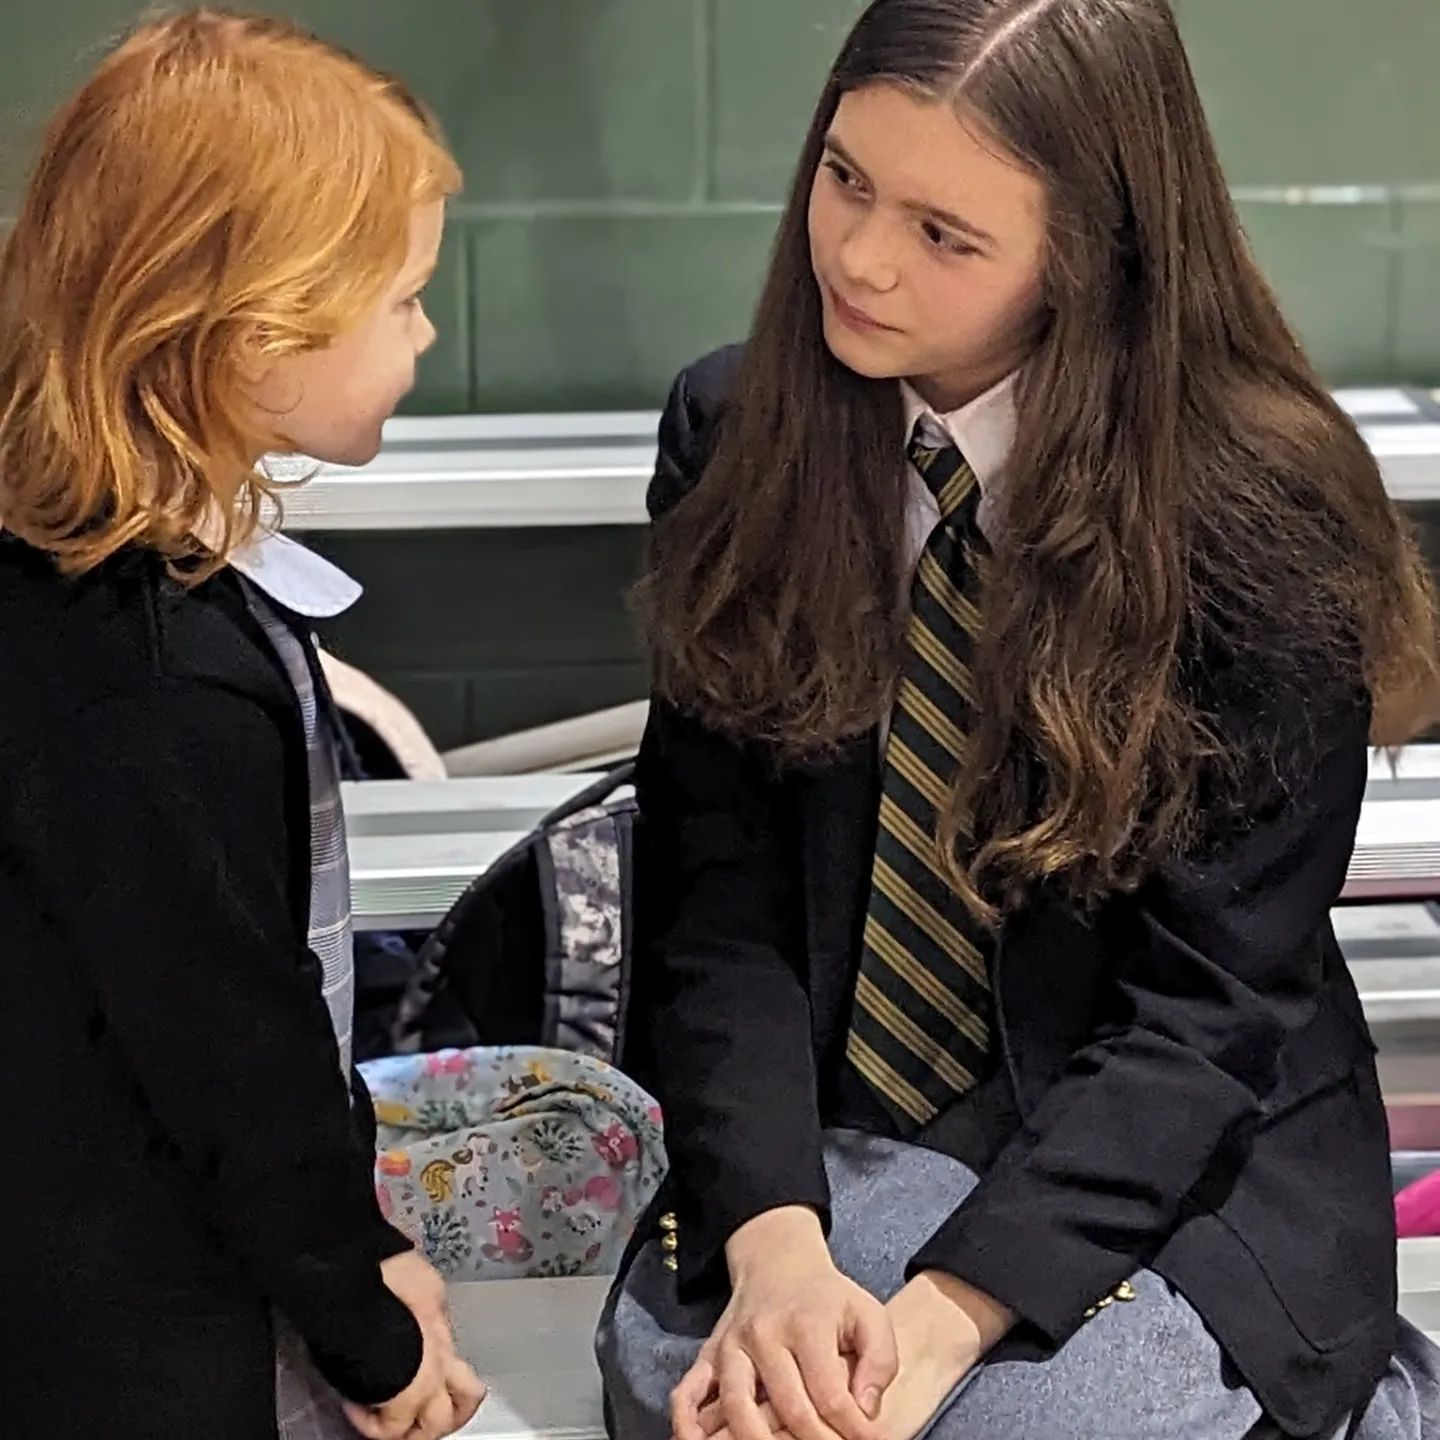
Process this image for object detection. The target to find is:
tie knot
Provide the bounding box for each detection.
[906,417,978,523]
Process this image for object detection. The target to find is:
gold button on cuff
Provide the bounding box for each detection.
[657,1211,681,1271]
[1084,1278,1138,1321]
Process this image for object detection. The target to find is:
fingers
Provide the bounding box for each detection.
[701,1400,798,1440]
[747,1342,845,1440]
[791,1331,874,1439]
[716,1344,773,1440]
[671,1350,720,1440]
[342,1399,420,1440]
[698,1396,729,1436]
[444,1356,487,1432]
[410,1382,457,1440]
[845,1304,900,1421]
[343,1394,435,1440]
[341,1402,390,1440]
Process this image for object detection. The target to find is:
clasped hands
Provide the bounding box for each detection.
[668,1207,1013,1440]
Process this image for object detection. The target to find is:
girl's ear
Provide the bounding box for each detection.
[233,324,275,389]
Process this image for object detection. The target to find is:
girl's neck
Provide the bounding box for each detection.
[908,332,1038,414]
[907,362,1011,416]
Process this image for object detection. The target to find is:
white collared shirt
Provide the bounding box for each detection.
[228,527,363,619]
[898,372,1019,575]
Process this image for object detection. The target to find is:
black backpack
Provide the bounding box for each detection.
[386,764,639,1065]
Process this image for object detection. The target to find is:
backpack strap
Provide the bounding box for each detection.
[385,761,637,1056]
[535,761,636,828]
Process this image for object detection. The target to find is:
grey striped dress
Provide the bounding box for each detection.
[236,547,368,1440]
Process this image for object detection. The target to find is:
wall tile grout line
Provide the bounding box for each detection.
[694,0,717,208]
[459,218,477,414]
[442,200,786,223]
[1383,189,1406,386]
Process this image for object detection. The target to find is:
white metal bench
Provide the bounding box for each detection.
[452,1277,610,1439]
[1400,1238,1440,1344]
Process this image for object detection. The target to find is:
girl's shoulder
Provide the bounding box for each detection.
[673,343,745,419]
[0,537,290,749]
[649,344,745,521]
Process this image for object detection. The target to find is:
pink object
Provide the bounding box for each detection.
[591,1121,640,1169]
[424,1050,474,1077]
[488,1207,532,1257]
[1396,1170,1440,1237]
[561,1173,624,1212]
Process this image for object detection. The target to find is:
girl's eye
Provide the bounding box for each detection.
[921,221,977,257]
[824,158,862,192]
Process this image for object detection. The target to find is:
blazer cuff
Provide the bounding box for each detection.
[286,1221,423,1404]
[307,1292,424,1407]
[905,1199,1135,1349]
[676,1164,832,1301]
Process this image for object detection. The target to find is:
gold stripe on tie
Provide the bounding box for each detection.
[854,972,977,1094]
[897,677,969,763]
[907,615,976,705]
[885,736,950,811]
[863,916,990,1049]
[935,468,976,518]
[846,1030,937,1125]
[917,553,984,641]
[877,792,942,870]
[910,444,943,477]
[872,855,988,985]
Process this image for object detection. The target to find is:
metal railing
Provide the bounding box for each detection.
[277,387,1440,532]
[346,743,1440,937]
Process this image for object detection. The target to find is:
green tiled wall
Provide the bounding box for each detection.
[3,1,1437,745]
[306,530,650,753]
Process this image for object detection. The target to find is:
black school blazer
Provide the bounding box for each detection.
[0,535,419,1439]
[624,347,1397,1437]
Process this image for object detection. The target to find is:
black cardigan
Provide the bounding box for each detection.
[0,535,420,1438]
[623,347,1397,1438]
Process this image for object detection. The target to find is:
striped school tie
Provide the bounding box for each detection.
[843,416,993,1135]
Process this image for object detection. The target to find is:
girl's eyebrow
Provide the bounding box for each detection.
[823,133,999,248]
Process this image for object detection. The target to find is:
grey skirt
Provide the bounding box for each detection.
[596,1128,1440,1439]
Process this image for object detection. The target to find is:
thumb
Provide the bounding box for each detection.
[342,1402,408,1440]
[341,1403,383,1440]
[847,1302,900,1418]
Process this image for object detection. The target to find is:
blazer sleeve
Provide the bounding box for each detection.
[906,656,1372,1345]
[15,679,422,1406]
[631,356,831,1295]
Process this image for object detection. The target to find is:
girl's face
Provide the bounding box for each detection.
[808,84,1048,411]
[251,200,445,467]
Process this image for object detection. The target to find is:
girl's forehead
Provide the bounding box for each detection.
[828,86,1045,241]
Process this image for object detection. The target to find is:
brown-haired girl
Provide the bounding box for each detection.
[597,1,1440,1436]
[0,10,482,1438]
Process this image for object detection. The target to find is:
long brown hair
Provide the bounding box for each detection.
[639,0,1439,920]
[0,8,460,580]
